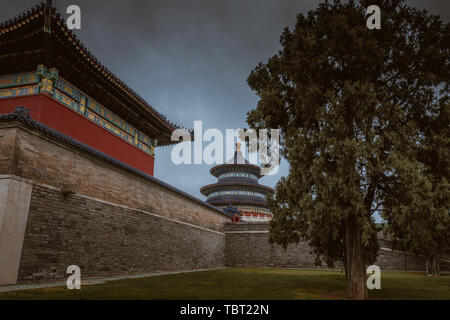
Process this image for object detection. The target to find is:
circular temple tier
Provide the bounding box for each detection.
[200,143,274,221]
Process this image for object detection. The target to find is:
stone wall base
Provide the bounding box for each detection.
[0,177,33,285]
[224,223,450,272]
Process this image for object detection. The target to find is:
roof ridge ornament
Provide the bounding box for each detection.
[43,0,54,34]
[13,106,31,119]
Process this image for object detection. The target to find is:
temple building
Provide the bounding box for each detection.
[0,2,236,286]
[200,143,274,222]
[0,1,442,288]
[0,1,188,176]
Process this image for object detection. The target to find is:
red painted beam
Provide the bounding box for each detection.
[0,94,155,176]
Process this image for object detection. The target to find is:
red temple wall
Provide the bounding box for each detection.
[0,94,155,176]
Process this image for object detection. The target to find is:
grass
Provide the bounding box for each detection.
[0,268,449,300]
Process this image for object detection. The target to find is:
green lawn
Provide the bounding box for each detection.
[0,268,449,300]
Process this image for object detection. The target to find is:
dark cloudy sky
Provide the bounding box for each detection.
[1,1,448,212]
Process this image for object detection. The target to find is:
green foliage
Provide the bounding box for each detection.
[246,0,448,277]
[383,97,449,272]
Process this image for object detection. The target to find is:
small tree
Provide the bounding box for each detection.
[383,100,449,276]
[246,0,448,298]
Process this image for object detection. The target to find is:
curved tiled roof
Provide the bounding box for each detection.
[0,1,192,145]
[210,148,263,178]
[201,144,274,214]
[210,163,262,178]
[207,197,270,208]
[200,181,274,196]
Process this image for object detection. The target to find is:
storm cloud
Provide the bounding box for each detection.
[1,0,448,203]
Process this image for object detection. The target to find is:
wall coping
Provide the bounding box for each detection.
[0,108,232,220]
[0,174,226,236]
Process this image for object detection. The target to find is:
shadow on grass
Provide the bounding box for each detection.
[0,268,448,300]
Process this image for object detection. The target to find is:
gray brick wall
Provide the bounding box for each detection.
[17,184,225,283]
[3,124,448,285]
[1,125,230,232]
[225,223,450,271]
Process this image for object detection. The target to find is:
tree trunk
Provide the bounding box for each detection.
[342,257,348,280]
[431,254,440,277]
[426,254,440,276]
[345,218,368,300]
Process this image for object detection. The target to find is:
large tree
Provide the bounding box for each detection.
[246,0,448,299]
